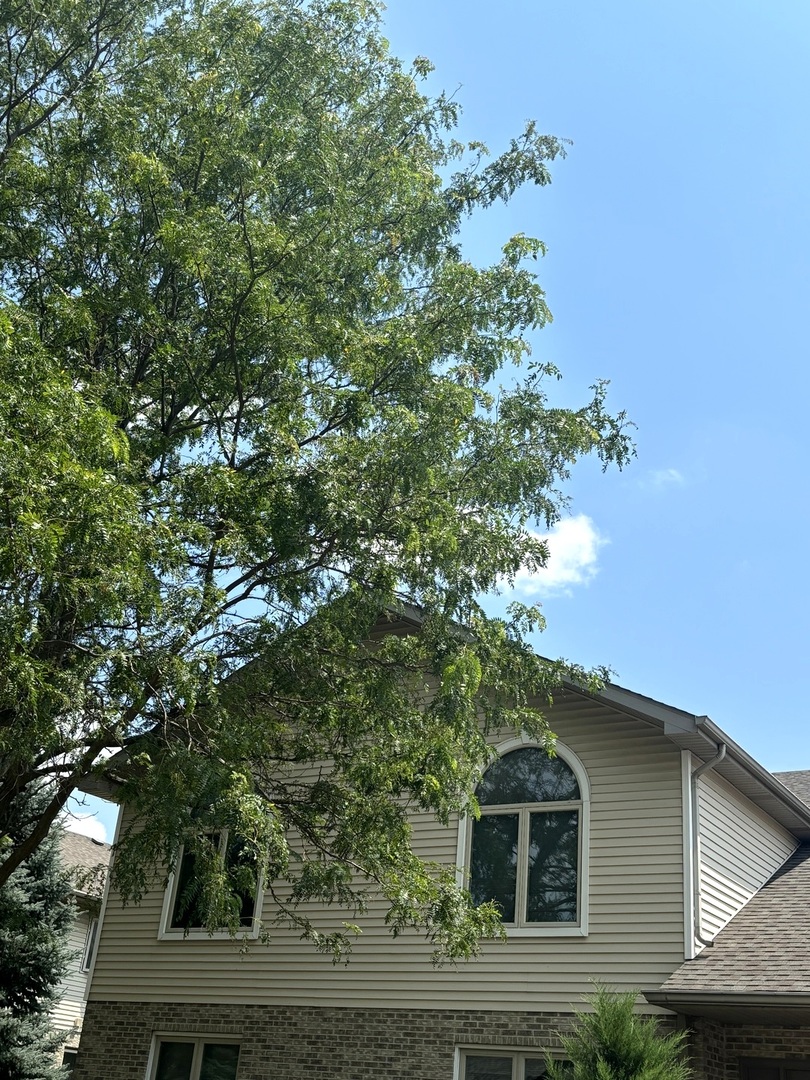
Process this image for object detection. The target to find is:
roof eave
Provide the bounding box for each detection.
[646,990,810,1008]
[565,681,810,839]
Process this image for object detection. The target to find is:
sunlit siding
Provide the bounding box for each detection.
[52,909,90,1034]
[697,768,797,939]
[90,695,687,1011]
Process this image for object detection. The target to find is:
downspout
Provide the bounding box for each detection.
[690,741,727,949]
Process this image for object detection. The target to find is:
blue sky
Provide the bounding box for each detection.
[65,0,810,843]
[380,0,810,771]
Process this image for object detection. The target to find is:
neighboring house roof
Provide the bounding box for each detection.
[59,832,112,901]
[773,770,810,807]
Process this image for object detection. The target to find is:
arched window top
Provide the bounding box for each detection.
[476,747,580,806]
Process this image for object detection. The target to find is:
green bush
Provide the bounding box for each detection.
[546,985,690,1080]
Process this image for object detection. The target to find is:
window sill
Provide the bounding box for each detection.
[157,923,260,942]
[504,924,588,938]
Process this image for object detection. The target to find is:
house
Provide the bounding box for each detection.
[72,670,810,1080]
[53,831,112,1073]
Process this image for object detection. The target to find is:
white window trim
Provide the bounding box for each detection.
[81,914,99,971]
[455,735,590,938]
[145,1034,241,1080]
[158,830,262,941]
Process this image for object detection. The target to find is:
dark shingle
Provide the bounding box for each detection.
[59,831,112,899]
[660,845,810,993]
[59,831,112,873]
[774,771,810,808]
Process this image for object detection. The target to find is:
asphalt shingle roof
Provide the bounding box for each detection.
[660,843,810,994]
[773,771,810,808]
[59,831,112,873]
[59,831,112,899]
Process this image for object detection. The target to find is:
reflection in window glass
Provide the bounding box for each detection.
[470,814,518,921]
[525,1059,547,1080]
[464,1055,514,1079]
[526,811,578,922]
[155,1042,195,1080]
[199,1044,240,1080]
[477,749,579,806]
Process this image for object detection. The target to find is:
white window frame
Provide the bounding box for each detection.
[146,1035,241,1080]
[81,914,99,971]
[456,736,590,937]
[158,830,262,940]
[454,1046,552,1080]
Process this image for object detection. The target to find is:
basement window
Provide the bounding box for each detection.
[150,1039,239,1080]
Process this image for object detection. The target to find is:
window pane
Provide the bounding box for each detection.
[154,1042,194,1080]
[525,1059,547,1080]
[199,1044,240,1080]
[526,811,579,923]
[470,814,518,922]
[225,838,256,927]
[464,1055,514,1079]
[170,847,207,929]
[740,1069,781,1080]
[171,833,255,931]
[477,749,579,806]
[82,916,99,970]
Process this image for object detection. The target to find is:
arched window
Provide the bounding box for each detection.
[469,744,587,930]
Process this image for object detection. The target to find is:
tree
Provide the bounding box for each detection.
[0,0,633,958]
[0,787,73,1079]
[545,986,690,1080]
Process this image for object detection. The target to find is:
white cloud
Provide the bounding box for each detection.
[646,467,685,489]
[63,812,108,843]
[512,514,607,598]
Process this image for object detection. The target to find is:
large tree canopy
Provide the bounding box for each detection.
[0,0,632,958]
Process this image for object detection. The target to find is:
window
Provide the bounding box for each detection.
[61,1048,78,1075]
[150,1039,239,1080]
[159,831,260,938]
[81,915,99,971]
[467,741,588,933]
[460,1049,548,1080]
[740,1061,810,1080]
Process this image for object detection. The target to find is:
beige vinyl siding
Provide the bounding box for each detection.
[697,768,797,939]
[90,695,686,1011]
[51,909,91,1034]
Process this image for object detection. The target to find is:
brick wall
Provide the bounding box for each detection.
[75,1002,583,1079]
[688,1019,810,1080]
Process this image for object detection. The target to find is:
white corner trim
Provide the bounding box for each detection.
[83,802,123,999]
[681,749,696,960]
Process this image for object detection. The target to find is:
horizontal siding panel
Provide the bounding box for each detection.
[52,913,89,1032]
[91,702,687,1011]
[697,769,796,939]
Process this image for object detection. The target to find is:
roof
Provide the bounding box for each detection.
[59,831,112,900]
[566,681,810,840]
[656,844,810,995]
[773,771,810,807]
[77,605,810,838]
